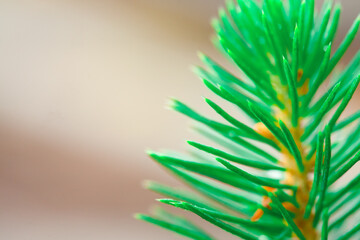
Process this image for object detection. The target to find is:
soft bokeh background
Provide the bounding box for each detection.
[0,0,359,239]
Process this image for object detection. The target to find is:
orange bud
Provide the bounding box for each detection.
[254,123,273,139]
[282,202,297,212]
[297,69,304,81]
[262,196,272,209]
[251,209,264,222]
[263,186,276,192]
[299,78,310,96]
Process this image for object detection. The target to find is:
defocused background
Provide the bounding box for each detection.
[0,0,359,239]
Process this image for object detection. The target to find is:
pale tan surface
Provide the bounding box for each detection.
[0,0,359,239]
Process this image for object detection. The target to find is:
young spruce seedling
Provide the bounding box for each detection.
[136,0,360,239]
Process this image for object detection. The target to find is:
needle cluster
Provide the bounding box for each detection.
[136,0,360,239]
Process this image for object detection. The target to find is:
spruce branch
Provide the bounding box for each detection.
[137,0,360,239]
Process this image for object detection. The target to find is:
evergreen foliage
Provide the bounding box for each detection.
[136,0,360,239]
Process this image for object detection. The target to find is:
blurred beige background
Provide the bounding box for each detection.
[0,0,359,239]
